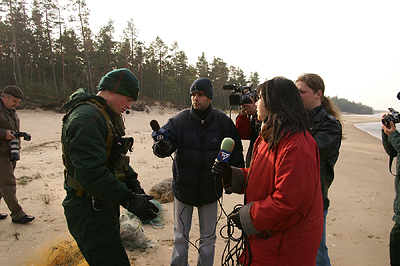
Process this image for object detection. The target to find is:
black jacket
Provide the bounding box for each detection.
[309,105,342,211]
[154,105,244,207]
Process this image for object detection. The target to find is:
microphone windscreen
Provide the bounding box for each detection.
[220,137,235,152]
[397,92,400,100]
[150,120,160,132]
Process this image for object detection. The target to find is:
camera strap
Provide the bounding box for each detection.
[389,155,396,176]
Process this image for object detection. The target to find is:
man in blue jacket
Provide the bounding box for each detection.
[153,78,244,266]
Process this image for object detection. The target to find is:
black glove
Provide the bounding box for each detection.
[155,140,171,155]
[228,207,242,230]
[125,193,159,221]
[212,160,232,185]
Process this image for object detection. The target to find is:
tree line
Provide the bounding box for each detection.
[0,0,261,109]
[330,96,374,114]
[1,0,374,114]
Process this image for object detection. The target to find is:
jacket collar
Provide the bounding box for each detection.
[308,104,326,122]
[190,104,214,127]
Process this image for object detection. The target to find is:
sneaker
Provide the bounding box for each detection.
[12,215,35,224]
[0,213,7,220]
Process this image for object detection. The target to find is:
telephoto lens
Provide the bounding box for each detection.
[9,138,20,161]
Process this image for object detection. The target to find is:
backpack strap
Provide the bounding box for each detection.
[63,99,115,196]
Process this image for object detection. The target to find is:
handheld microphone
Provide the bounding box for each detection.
[150,119,167,142]
[397,92,400,100]
[217,137,235,163]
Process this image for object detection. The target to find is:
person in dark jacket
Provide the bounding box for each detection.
[0,85,35,224]
[235,97,260,168]
[382,119,400,266]
[153,78,244,266]
[62,69,158,266]
[296,73,343,266]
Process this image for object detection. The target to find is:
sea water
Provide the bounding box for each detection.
[352,114,400,140]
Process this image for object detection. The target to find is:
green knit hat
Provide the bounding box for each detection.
[98,68,140,100]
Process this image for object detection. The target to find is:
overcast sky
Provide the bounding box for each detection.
[68,0,400,111]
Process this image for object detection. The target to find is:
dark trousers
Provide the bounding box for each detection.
[390,222,400,266]
[64,197,130,266]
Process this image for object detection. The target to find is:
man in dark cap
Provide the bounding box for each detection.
[152,78,245,265]
[0,85,35,224]
[61,68,159,265]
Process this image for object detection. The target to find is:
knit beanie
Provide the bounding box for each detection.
[189,78,213,99]
[98,68,140,100]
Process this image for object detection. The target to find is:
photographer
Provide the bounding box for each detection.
[382,117,400,266]
[0,85,35,224]
[235,97,260,167]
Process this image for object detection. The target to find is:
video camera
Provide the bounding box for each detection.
[223,84,256,106]
[382,108,400,127]
[10,131,31,162]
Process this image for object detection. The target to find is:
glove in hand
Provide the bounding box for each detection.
[211,160,232,185]
[126,193,159,221]
[156,140,171,155]
[228,207,243,230]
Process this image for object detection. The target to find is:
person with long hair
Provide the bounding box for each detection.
[296,73,343,266]
[213,77,323,265]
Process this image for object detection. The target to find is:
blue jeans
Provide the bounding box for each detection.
[170,197,217,266]
[316,209,331,266]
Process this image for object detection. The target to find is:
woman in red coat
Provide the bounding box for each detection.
[213,77,323,265]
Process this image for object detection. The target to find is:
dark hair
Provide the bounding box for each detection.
[257,77,309,151]
[296,73,341,121]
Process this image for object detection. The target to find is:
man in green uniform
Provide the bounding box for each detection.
[62,68,159,266]
[0,85,35,224]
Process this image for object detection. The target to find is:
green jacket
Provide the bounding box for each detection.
[61,88,143,207]
[382,130,400,223]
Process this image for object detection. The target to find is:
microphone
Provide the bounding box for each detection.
[397,92,400,100]
[126,110,130,114]
[150,119,167,142]
[217,137,235,163]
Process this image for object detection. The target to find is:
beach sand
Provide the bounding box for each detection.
[0,109,393,265]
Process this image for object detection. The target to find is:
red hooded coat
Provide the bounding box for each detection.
[238,131,323,265]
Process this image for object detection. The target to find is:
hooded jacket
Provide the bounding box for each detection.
[155,105,244,207]
[226,132,323,265]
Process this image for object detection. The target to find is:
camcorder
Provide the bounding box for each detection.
[10,131,31,162]
[223,84,256,106]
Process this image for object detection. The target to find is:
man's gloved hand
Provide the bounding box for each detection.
[212,160,232,185]
[228,207,243,230]
[125,192,159,221]
[155,140,171,155]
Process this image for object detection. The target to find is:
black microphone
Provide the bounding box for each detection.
[397,92,400,100]
[126,110,130,114]
[150,120,167,142]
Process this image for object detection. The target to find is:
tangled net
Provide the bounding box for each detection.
[46,240,87,266]
[121,200,164,250]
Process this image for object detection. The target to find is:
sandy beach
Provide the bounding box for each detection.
[0,108,393,265]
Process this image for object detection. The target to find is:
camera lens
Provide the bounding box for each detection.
[9,139,20,161]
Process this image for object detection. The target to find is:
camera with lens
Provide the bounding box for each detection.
[223,84,256,106]
[382,108,400,127]
[9,131,31,162]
